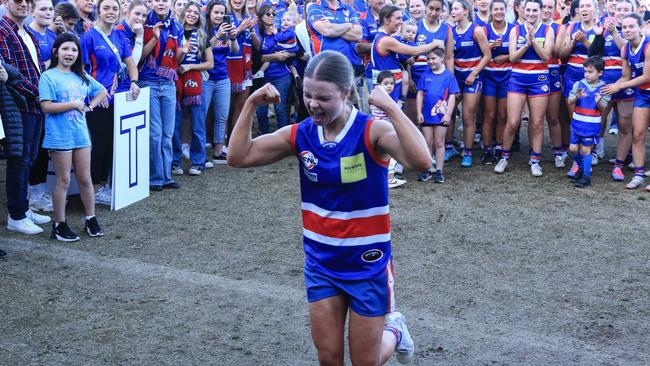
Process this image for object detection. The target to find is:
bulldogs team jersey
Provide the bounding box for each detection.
[307,0,360,64]
[412,20,451,81]
[565,22,597,81]
[510,22,550,85]
[483,22,514,85]
[624,36,650,100]
[371,31,403,100]
[290,108,391,280]
[452,22,483,83]
[416,69,460,124]
[570,79,608,137]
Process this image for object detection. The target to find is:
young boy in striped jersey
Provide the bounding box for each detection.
[566,56,611,188]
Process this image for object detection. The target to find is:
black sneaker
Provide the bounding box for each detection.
[84,216,104,237]
[574,176,592,188]
[51,221,80,242]
[481,151,495,165]
[417,171,432,182]
[150,185,163,191]
[212,152,227,164]
[433,170,445,183]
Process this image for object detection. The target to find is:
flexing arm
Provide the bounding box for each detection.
[370,86,432,170]
[227,83,294,167]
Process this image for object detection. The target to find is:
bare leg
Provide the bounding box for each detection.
[502,93,528,150]
[51,151,72,223]
[546,92,563,149]
[434,126,448,171]
[72,147,95,217]
[461,92,481,153]
[615,101,634,161]
[482,95,497,148]
[495,97,507,145]
[527,95,549,155]
[631,107,650,169]
[309,296,347,366]
[348,310,394,366]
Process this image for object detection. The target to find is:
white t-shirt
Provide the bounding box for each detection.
[18,28,40,73]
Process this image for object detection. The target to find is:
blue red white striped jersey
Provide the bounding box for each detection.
[289,108,391,280]
[452,22,483,83]
[510,22,550,85]
[624,36,650,99]
[547,22,560,70]
[570,79,607,137]
[601,29,623,77]
[371,31,403,100]
[483,22,514,85]
[565,22,597,80]
[412,20,451,80]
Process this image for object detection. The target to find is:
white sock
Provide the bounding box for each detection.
[85,215,95,220]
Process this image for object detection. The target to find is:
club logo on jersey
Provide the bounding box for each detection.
[300,151,318,170]
[302,166,318,182]
[361,249,384,263]
[517,36,526,46]
[417,34,427,42]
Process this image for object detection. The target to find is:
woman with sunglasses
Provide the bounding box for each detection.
[253,4,295,134]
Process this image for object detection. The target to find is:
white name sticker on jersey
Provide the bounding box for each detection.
[340,153,367,183]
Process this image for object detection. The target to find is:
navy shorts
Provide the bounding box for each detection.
[304,260,395,317]
[570,131,599,146]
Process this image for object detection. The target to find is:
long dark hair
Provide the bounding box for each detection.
[205,0,228,36]
[257,5,274,35]
[49,32,90,85]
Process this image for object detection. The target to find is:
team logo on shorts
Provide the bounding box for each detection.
[538,76,547,81]
[541,85,549,92]
[300,151,318,170]
[625,88,634,95]
[555,81,561,88]
[361,249,384,263]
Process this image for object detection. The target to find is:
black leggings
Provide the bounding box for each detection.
[87,104,115,185]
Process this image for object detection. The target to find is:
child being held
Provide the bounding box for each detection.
[259,11,301,80]
[566,56,610,188]
[395,20,418,106]
[371,71,407,189]
[415,47,459,183]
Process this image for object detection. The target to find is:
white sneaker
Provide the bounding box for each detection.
[609,127,619,135]
[171,166,184,175]
[591,152,599,166]
[188,166,202,175]
[388,177,406,189]
[29,192,54,212]
[645,169,650,177]
[221,146,228,154]
[494,158,508,174]
[204,161,214,169]
[531,163,543,177]
[182,143,190,160]
[595,140,605,159]
[554,155,566,168]
[394,162,404,175]
[626,176,644,189]
[25,209,51,225]
[7,215,44,234]
[386,312,415,364]
[94,187,110,206]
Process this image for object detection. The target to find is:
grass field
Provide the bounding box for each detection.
[1,131,649,365]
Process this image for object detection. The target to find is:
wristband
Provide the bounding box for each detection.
[131,80,139,86]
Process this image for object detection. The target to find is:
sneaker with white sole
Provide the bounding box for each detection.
[531,163,543,177]
[212,152,227,164]
[188,166,202,175]
[171,166,184,175]
[51,221,79,242]
[611,167,625,181]
[385,312,415,364]
[554,155,566,168]
[204,161,214,169]
[625,176,644,189]
[7,216,43,235]
[25,209,51,225]
[494,158,508,174]
[29,192,54,212]
[94,186,111,206]
[388,177,406,188]
[595,139,605,159]
[84,217,103,237]
[591,152,599,166]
